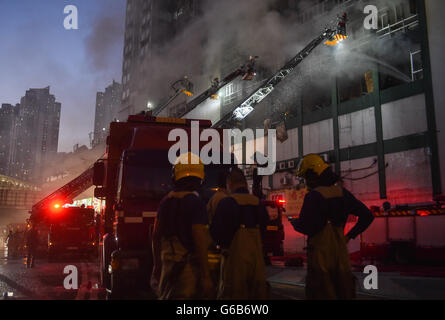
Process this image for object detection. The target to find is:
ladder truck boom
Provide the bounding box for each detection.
[213,25,347,128]
[164,56,258,118]
[153,77,195,116]
[30,166,95,219]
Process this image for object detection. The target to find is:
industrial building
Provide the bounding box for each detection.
[240,0,443,210]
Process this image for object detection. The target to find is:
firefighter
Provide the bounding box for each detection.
[207,166,231,224]
[337,12,348,36]
[26,224,39,268]
[7,230,21,258]
[205,165,232,286]
[6,230,14,258]
[210,167,269,300]
[152,152,214,300]
[211,78,220,88]
[242,56,258,80]
[290,154,374,300]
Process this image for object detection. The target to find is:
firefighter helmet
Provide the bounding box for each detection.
[173,152,205,181]
[296,154,329,177]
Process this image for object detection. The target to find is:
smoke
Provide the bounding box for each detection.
[131,0,416,120]
[84,5,125,74]
[132,0,302,109]
[39,144,105,197]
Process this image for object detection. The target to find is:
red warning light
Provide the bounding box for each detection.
[54,204,61,209]
[417,210,430,216]
[277,199,286,205]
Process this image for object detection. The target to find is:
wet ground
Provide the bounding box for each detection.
[0,249,103,300]
[1,249,444,300]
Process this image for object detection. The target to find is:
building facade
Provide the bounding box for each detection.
[119,0,202,120]
[234,0,442,209]
[93,80,122,147]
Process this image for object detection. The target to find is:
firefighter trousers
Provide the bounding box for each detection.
[305,222,356,300]
[158,238,200,300]
[218,227,268,300]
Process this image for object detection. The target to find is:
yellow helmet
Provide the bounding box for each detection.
[296,154,329,177]
[174,152,205,181]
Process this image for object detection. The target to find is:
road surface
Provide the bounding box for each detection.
[0,249,104,300]
[1,249,444,300]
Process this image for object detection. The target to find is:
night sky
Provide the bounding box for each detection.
[0,0,126,152]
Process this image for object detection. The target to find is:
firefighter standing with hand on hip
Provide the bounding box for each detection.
[152,152,214,300]
[210,167,269,300]
[290,154,374,300]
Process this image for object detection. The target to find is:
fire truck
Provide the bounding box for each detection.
[29,166,98,260]
[47,206,97,261]
[359,199,445,265]
[265,186,445,267]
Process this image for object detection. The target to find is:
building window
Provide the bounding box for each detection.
[226,83,234,96]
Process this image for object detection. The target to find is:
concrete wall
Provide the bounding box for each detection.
[276,128,299,162]
[271,92,433,206]
[381,94,427,140]
[341,157,380,206]
[425,0,445,195]
[340,107,376,149]
[303,119,334,155]
[385,148,433,205]
[340,149,432,207]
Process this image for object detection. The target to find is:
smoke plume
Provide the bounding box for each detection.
[129,0,415,121]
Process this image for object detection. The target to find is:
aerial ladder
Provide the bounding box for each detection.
[152,76,195,116]
[30,166,95,222]
[213,15,348,128]
[152,13,347,123]
[152,56,258,118]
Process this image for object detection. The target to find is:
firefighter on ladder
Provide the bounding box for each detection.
[152,152,214,300]
[242,56,258,81]
[290,154,374,300]
[337,12,348,36]
[210,167,269,300]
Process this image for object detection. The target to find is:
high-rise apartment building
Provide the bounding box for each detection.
[6,87,61,183]
[119,0,201,119]
[0,104,18,176]
[93,80,122,147]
